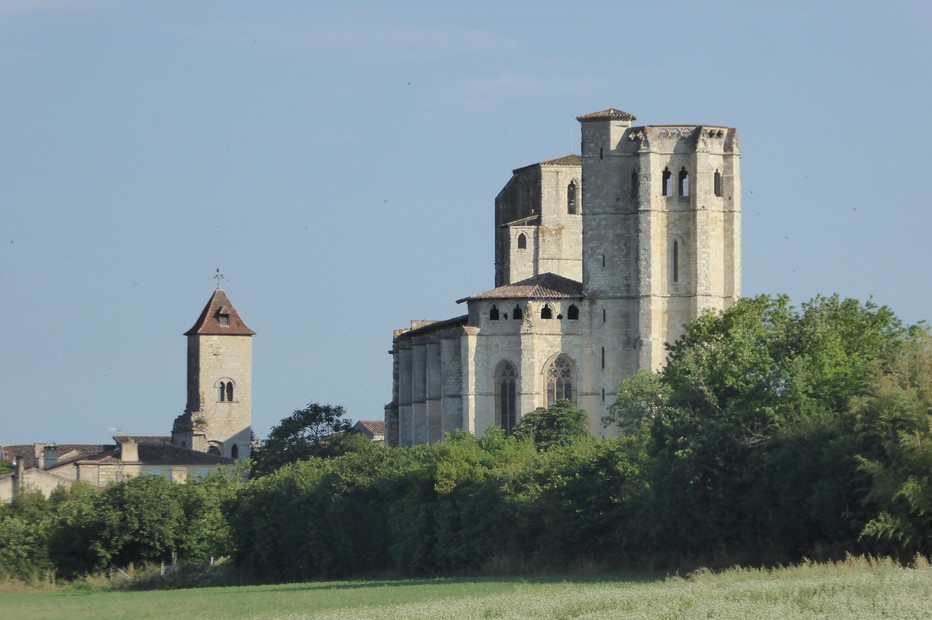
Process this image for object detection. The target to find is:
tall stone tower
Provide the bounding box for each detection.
[576,108,740,417]
[171,288,255,460]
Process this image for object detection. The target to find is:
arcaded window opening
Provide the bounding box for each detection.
[226,381,234,402]
[217,379,235,402]
[714,169,723,197]
[208,445,221,455]
[567,181,578,214]
[540,304,553,320]
[567,304,579,320]
[513,305,523,320]
[496,362,518,434]
[678,168,689,197]
[662,167,671,196]
[490,305,500,321]
[517,233,527,250]
[546,354,576,406]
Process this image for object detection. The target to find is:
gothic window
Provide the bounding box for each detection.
[673,239,680,283]
[217,382,226,402]
[678,168,689,197]
[490,305,500,321]
[495,362,517,434]
[226,381,234,401]
[517,233,527,250]
[662,167,671,196]
[630,170,638,199]
[567,304,579,320]
[545,354,576,406]
[540,304,553,320]
[513,304,523,320]
[231,444,239,459]
[714,169,723,197]
[208,445,221,455]
[567,181,578,214]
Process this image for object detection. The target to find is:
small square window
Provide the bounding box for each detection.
[218,314,230,327]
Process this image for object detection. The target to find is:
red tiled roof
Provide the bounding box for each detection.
[394,315,469,341]
[354,420,385,435]
[576,108,637,122]
[457,273,583,303]
[185,288,255,336]
[513,153,581,174]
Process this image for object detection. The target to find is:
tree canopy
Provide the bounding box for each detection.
[251,402,357,476]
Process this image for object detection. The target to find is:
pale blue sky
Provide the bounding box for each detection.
[2,1,930,444]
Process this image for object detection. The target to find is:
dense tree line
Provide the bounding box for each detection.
[2,294,929,584]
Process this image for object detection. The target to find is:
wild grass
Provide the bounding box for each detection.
[1,557,929,620]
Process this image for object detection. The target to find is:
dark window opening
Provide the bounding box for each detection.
[602,388,605,402]
[503,313,508,320]
[540,305,553,320]
[601,347,605,369]
[567,181,578,214]
[602,254,606,268]
[231,444,239,459]
[517,233,527,250]
[208,445,221,455]
[602,308,606,322]
[218,382,226,402]
[673,240,679,283]
[678,168,689,197]
[662,167,671,196]
[513,305,523,320]
[630,170,638,199]
[226,381,234,401]
[599,147,603,160]
[714,169,723,197]
[568,304,579,320]
[497,363,517,434]
[490,305,500,321]
[218,313,230,327]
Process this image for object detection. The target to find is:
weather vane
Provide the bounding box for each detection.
[214,268,225,288]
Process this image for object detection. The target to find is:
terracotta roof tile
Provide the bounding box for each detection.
[576,108,637,122]
[185,288,255,336]
[458,273,583,303]
[394,315,469,341]
[354,420,385,435]
[512,153,581,174]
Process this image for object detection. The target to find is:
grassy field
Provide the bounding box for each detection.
[2,559,930,619]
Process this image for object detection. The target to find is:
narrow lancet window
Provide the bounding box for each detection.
[490,305,500,321]
[567,181,578,214]
[662,167,671,196]
[546,354,576,406]
[517,233,527,250]
[567,304,579,320]
[678,168,689,197]
[218,382,226,402]
[673,239,680,283]
[496,362,517,434]
[714,169,723,197]
[226,381,234,401]
[540,305,553,320]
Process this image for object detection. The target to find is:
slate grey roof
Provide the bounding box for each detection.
[457,273,584,303]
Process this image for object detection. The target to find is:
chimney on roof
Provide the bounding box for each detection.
[119,438,139,462]
[43,445,59,470]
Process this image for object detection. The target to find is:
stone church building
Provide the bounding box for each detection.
[387,107,741,445]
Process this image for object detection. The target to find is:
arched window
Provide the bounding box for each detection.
[662,167,671,196]
[545,354,576,406]
[513,304,523,320]
[217,382,226,402]
[517,233,527,250]
[672,239,680,283]
[540,304,553,320]
[567,181,578,214]
[567,304,579,320]
[630,170,638,199]
[231,444,239,459]
[495,362,517,434]
[678,168,689,197]
[208,445,221,455]
[226,381,234,401]
[490,305,500,321]
[714,169,722,197]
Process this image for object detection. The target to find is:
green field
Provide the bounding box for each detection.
[2,560,930,619]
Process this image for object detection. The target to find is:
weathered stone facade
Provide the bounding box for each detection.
[388,107,741,445]
[171,288,254,460]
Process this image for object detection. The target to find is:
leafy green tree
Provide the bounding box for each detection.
[513,399,590,451]
[251,402,356,476]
